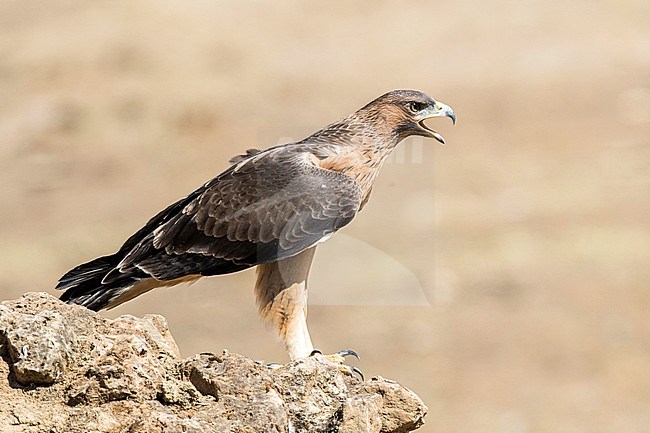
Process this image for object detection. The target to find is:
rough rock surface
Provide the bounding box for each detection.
[0,292,427,433]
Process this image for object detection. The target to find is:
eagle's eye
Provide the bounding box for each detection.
[408,101,426,113]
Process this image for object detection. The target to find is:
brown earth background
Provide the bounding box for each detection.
[1,1,649,432]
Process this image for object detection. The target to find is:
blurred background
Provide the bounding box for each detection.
[1,1,649,431]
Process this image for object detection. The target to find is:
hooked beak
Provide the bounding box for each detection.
[418,101,456,144]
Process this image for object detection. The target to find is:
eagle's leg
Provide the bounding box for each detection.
[255,248,363,379]
[255,247,317,360]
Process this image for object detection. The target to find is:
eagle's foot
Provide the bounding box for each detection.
[309,349,364,381]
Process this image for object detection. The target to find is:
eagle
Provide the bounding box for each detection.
[56,90,455,366]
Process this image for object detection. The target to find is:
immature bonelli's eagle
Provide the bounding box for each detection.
[57,90,455,363]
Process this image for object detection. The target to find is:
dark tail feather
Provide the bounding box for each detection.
[56,254,139,311]
[56,255,117,291]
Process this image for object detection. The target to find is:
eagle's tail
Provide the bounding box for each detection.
[56,254,142,311]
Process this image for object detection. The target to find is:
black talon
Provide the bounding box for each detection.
[309,349,322,357]
[350,366,365,381]
[336,349,360,361]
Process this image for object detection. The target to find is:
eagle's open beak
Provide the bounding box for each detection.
[418,101,456,144]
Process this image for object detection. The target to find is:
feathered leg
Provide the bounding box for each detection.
[255,247,316,360]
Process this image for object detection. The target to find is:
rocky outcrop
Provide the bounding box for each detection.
[0,292,427,433]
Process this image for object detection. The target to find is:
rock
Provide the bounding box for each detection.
[356,377,429,433]
[0,304,72,385]
[158,378,202,408]
[0,292,428,432]
[340,393,383,433]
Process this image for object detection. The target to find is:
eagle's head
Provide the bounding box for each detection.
[360,89,456,144]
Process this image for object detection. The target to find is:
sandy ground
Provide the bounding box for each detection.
[1,1,649,431]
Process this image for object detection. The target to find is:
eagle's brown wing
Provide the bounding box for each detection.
[228,148,261,164]
[106,146,362,281]
[57,145,362,310]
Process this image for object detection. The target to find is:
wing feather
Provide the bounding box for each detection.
[116,145,362,279]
